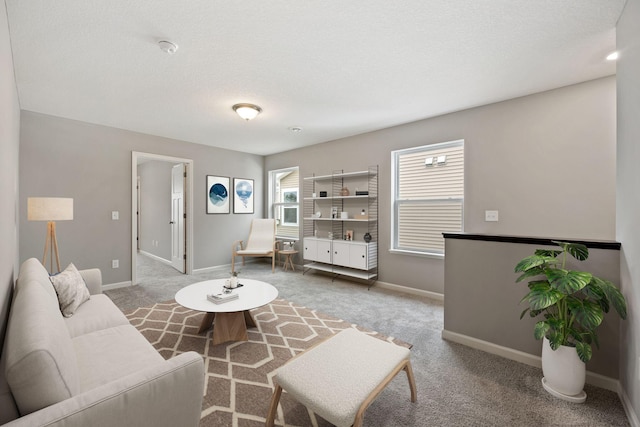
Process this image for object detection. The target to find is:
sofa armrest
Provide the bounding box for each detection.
[79,269,102,295]
[3,352,204,427]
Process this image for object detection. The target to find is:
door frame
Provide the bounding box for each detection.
[131,151,194,286]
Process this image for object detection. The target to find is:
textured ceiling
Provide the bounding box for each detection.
[6,1,625,155]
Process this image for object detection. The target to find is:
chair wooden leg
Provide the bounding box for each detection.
[265,384,282,427]
[272,253,275,272]
[404,360,417,402]
[231,253,235,273]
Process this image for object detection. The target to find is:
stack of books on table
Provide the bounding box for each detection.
[207,292,239,304]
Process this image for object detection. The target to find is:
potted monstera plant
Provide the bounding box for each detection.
[514,241,627,402]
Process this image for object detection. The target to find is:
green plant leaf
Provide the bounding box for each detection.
[591,277,628,319]
[547,330,563,349]
[519,307,530,320]
[514,255,557,273]
[567,298,604,330]
[553,241,589,261]
[515,267,545,283]
[545,268,592,294]
[521,282,564,311]
[534,321,549,340]
[575,341,592,363]
[534,249,561,258]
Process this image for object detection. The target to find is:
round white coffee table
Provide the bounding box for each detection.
[175,278,278,345]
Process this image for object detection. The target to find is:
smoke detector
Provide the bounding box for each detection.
[158,40,178,55]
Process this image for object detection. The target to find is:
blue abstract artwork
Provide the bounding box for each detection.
[233,178,254,213]
[206,175,230,214]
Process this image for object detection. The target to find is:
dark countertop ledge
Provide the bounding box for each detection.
[442,233,620,250]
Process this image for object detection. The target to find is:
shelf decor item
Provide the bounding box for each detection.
[363,232,372,243]
[340,187,350,196]
[206,175,230,214]
[514,241,627,402]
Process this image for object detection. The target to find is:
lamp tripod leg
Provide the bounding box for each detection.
[43,222,52,272]
[51,221,61,273]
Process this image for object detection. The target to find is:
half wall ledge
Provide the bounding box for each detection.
[442,232,620,251]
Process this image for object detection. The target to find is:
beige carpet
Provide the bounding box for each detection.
[126,298,411,426]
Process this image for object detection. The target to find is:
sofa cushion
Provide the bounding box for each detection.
[4,278,79,416]
[73,324,164,393]
[64,294,130,337]
[50,263,91,317]
[17,258,57,301]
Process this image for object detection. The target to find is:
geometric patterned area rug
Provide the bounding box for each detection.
[125,298,411,427]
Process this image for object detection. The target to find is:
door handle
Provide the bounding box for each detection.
[169,221,175,224]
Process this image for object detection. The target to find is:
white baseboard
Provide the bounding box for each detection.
[102,281,132,291]
[192,263,233,274]
[374,280,444,301]
[441,329,620,393]
[139,250,171,266]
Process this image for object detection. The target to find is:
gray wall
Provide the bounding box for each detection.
[19,112,264,285]
[138,160,174,261]
[443,238,620,379]
[0,1,21,421]
[616,0,640,420]
[265,77,616,294]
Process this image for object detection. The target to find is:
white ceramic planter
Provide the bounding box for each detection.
[541,337,586,403]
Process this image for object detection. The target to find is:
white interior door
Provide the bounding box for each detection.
[171,164,185,273]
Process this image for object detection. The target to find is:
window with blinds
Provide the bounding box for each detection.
[391,140,464,255]
[268,167,300,239]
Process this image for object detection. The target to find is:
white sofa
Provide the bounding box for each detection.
[0,258,204,426]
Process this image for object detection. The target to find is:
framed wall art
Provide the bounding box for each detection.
[206,175,230,214]
[233,178,254,214]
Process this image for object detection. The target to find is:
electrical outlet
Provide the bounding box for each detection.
[485,210,499,222]
[112,259,119,269]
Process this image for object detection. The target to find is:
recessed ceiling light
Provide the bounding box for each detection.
[288,127,303,133]
[606,51,619,61]
[158,40,178,55]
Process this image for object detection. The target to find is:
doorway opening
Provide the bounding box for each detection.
[131,152,194,286]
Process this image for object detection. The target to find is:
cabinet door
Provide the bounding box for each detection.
[349,244,368,270]
[303,239,317,261]
[332,241,350,267]
[316,240,332,264]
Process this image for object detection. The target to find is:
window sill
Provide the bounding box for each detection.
[388,248,444,260]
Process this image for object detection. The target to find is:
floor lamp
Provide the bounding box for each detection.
[28,197,74,273]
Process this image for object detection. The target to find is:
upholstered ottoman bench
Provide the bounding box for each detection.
[266,328,417,427]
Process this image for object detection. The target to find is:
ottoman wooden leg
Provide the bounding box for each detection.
[265,384,283,427]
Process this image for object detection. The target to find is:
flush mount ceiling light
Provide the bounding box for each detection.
[158,40,178,55]
[232,103,262,121]
[606,51,619,61]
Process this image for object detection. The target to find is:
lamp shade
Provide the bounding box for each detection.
[28,198,74,221]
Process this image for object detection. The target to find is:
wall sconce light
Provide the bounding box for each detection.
[232,103,262,121]
[425,155,447,166]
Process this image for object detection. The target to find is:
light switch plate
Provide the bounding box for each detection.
[112,211,119,220]
[485,210,499,222]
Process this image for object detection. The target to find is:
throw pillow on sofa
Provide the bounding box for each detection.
[50,263,90,317]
